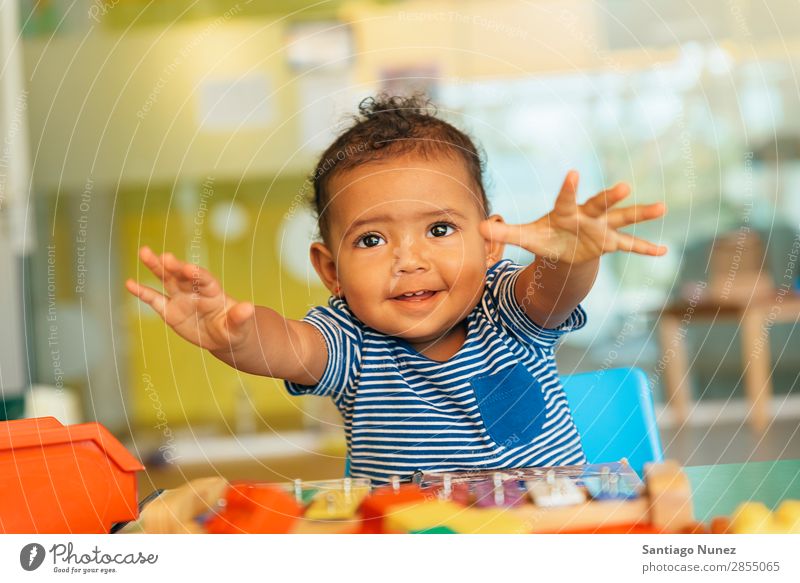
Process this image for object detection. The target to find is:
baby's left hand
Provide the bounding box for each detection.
[481,170,667,264]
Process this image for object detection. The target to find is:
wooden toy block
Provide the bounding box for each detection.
[644,460,695,532]
[138,476,229,534]
[512,496,651,533]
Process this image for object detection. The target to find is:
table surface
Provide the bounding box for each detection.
[660,293,800,317]
[685,459,800,522]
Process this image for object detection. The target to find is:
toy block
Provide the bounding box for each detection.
[644,460,695,532]
[139,476,228,534]
[205,482,302,533]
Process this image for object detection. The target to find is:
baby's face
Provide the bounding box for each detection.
[315,154,502,347]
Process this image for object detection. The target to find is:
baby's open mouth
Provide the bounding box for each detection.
[392,290,439,302]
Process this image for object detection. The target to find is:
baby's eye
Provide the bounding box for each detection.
[428,223,456,238]
[356,233,386,248]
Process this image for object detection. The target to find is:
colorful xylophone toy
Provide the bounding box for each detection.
[126,459,781,534]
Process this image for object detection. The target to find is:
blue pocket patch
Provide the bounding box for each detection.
[470,362,548,447]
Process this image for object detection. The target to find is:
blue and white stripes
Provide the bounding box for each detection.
[285,259,587,484]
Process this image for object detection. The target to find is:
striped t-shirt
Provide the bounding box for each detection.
[285,259,587,483]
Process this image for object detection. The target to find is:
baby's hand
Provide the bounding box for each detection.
[125,246,255,353]
[482,170,667,264]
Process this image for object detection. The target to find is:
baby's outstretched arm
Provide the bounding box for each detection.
[125,246,325,384]
[480,170,667,328]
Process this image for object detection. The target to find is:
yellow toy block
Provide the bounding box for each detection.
[447,507,529,534]
[774,500,800,533]
[730,502,775,534]
[383,500,463,533]
[304,481,370,521]
[383,500,528,534]
[730,502,779,534]
[730,500,800,534]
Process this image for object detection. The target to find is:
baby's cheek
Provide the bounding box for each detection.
[442,246,473,271]
[448,268,485,303]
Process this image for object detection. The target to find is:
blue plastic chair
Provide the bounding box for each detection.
[344,366,663,478]
[560,367,664,477]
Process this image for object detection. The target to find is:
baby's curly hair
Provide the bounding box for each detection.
[310,93,489,243]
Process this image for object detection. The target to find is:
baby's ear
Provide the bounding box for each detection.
[309,243,341,296]
[481,214,506,267]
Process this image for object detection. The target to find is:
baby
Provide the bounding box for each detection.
[126,95,666,483]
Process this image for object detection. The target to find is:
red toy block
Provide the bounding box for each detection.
[359,483,428,534]
[205,482,303,534]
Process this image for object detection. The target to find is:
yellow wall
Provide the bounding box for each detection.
[24,14,333,430]
[24,19,311,190]
[119,177,326,429]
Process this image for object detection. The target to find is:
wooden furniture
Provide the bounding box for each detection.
[658,293,800,432]
[658,231,800,431]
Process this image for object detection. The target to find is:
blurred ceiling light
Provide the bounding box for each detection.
[284,20,353,71]
[210,201,250,241]
[706,46,734,76]
[197,73,273,131]
[276,206,320,286]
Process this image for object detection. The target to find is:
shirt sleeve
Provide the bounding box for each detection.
[480,259,587,348]
[283,298,363,402]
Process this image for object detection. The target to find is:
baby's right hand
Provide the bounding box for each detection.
[125,246,255,354]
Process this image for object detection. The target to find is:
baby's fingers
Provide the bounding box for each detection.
[615,233,668,256]
[582,183,630,217]
[139,247,193,295]
[178,262,223,298]
[138,246,168,281]
[607,202,666,229]
[125,279,168,317]
[553,170,579,216]
[161,252,193,284]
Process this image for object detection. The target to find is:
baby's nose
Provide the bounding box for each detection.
[392,237,430,274]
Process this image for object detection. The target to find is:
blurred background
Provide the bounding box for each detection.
[1,0,799,490]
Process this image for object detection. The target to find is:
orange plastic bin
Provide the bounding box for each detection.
[0,417,144,533]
